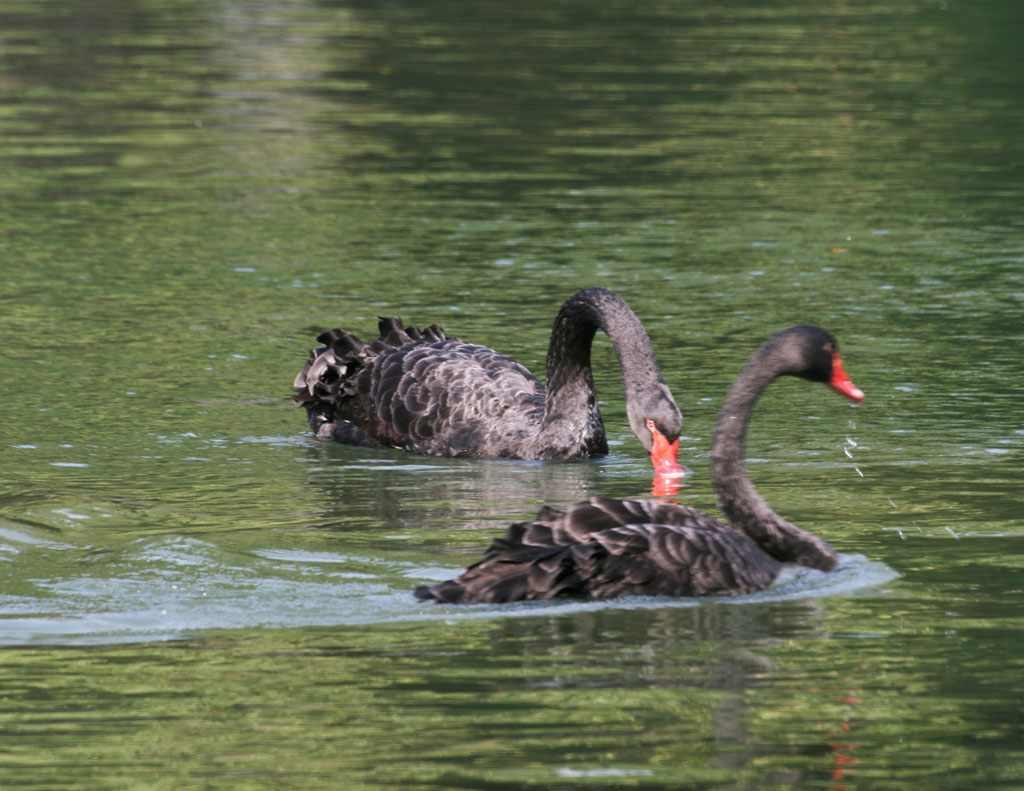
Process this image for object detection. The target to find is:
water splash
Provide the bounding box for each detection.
[0,524,900,646]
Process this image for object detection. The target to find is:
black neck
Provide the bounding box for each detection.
[711,351,838,570]
[542,289,668,453]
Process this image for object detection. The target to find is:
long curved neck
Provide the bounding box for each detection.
[711,353,838,571]
[541,289,666,453]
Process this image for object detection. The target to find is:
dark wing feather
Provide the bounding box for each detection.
[294,317,548,457]
[530,496,723,543]
[414,498,782,603]
[578,523,780,598]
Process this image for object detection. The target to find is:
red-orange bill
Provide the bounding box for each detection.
[829,353,865,403]
[650,426,685,477]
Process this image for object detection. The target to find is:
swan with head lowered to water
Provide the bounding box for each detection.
[294,287,684,474]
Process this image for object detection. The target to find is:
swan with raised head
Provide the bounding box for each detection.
[294,288,683,473]
[414,324,864,603]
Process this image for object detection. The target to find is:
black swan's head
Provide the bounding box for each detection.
[625,382,684,475]
[761,325,865,403]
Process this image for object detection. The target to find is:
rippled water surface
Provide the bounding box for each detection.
[2,1,1023,789]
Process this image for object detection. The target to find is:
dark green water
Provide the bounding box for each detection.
[2,1,1023,788]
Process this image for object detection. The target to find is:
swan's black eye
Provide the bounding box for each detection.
[823,342,835,354]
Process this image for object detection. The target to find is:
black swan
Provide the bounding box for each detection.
[294,288,684,473]
[414,324,865,603]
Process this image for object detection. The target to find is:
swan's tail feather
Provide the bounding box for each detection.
[315,328,365,353]
[413,540,584,604]
[412,504,651,604]
[376,317,449,347]
[293,316,452,436]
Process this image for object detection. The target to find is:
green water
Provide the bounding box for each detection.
[2,0,1023,788]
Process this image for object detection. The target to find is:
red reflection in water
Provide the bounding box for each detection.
[651,471,684,497]
[828,694,862,790]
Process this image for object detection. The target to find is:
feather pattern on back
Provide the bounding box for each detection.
[414,497,781,603]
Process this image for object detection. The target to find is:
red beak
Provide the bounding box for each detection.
[649,425,684,477]
[829,353,865,403]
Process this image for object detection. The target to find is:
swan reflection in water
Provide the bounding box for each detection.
[483,603,863,789]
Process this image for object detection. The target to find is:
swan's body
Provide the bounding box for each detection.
[294,288,682,471]
[414,324,864,603]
